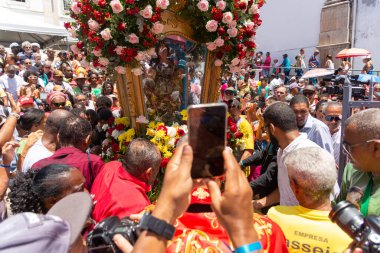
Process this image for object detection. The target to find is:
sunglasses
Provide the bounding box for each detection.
[52,102,66,107]
[325,115,341,122]
[225,91,234,95]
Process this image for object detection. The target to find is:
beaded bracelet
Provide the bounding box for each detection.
[235,242,262,253]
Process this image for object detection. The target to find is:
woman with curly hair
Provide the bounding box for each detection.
[8,164,85,214]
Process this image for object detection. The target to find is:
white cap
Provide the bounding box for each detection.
[9,42,19,48]
[31,42,40,48]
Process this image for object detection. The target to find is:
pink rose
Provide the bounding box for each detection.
[216,0,226,10]
[197,0,209,12]
[227,28,238,37]
[214,37,224,47]
[214,59,223,66]
[92,48,102,57]
[115,46,124,55]
[99,57,110,66]
[240,58,247,66]
[70,44,80,54]
[128,33,139,44]
[100,28,112,40]
[230,66,240,73]
[81,60,90,68]
[205,20,218,32]
[131,67,143,76]
[92,0,99,4]
[71,1,81,14]
[135,51,145,61]
[222,12,233,24]
[110,0,124,13]
[231,58,240,66]
[140,5,153,19]
[67,28,76,38]
[147,48,156,57]
[228,20,237,28]
[115,66,127,74]
[206,42,217,51]
[156,0,169,9]
[248,4,259,14]
[246,21,255,31]
[88,19,100,31]
[152,22,164,34]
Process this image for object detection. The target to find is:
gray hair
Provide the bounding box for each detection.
[21,41,31,49]
[345,108,380,140]
[284,147,337,201]
[323,101,342,114]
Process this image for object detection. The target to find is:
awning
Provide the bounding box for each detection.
[0,20,69,48]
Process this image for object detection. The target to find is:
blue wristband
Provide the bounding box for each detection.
[0,164,11,169]
[235,242,262,253]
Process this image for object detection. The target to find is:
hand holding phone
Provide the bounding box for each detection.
[188,103,227,179]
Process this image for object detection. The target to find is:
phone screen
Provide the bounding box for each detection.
[188,103,227,178]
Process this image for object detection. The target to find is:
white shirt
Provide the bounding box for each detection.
[45,81,74,95]
[331,127,341,165]
[277,133,319,206]
[300,115,334,155]
[22,139,54,173]
[0,75,24,101]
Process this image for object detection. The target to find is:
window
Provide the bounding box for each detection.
[63,0,72,11]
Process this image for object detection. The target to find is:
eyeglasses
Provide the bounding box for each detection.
[52,102,66,107]
[24,62,32,65]
[225,91,234,96]
[325,115,341,122]
[342,139,377,156]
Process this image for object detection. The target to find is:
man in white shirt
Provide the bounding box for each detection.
[253,102,321,208]
[323,102,342,164]
[22,109,72,172]
[290,94,334,155]
[0,65,24,101]
[45,70,74,95]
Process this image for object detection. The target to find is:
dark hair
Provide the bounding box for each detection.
[96,96,112,109]
[18,108,45,131]
[23,70,39,82]
[85,109,99,128]
[263,102,298,132]
[59,116,92,147]
[124,138,161,177]
[289,94,310,108]
[97,107,113,122]
[315,100,328,112]
[71,107,86,117]
[8,164,75,214]
[45,109,72,135]
[101,81,114,96]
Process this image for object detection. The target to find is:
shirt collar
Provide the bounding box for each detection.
[302,114,313,129]
[118,166,151,193]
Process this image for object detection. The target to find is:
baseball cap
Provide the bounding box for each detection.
[289,83,299,90]
[31,43,40,48]
[224,87,237,95]
[0,192,92,253]
[9,42,19,48]
[53,70,64,77]
[19,96,34,107]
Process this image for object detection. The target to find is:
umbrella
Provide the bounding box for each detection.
[335,48,371,59]
[357,74,380,83]
[301,68,334,79]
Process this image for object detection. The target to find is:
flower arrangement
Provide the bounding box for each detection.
[178,0,266,71]
[101,116,135,162]
[227,116,245,155]
[66,0,168,74]
[65,0,266,73]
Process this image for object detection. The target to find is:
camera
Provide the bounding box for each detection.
[87,216,140,253]
[329,201,380,252]
[323,75,345,95]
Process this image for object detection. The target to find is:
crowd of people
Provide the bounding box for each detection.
[0,39,379,253]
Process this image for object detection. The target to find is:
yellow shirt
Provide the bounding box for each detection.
[237,116,254,150]
[268,205,351,253]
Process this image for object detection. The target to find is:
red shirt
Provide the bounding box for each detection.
[32,146,104,190]
[90,161,151,223]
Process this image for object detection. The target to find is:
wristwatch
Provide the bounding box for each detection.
[139,212,175,240]
[9,112,20,120]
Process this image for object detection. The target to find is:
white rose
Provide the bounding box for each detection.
[131,67,143,76]
[167,127,177,137]
[99,57,110,66]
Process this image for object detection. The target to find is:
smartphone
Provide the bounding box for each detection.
[188,103,227,178]
[40,92,48,101]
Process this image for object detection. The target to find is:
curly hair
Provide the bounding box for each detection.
[8,164,75,214]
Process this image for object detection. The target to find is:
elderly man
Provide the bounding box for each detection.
[17,41,34,64]
[336,108,380,216]
[0,65,24,101]
[268,147,351,253]
[31,42,47,63]
[275,86,287,102]
[324,102,343,164]
[45,70,74,95]
[290,95,334,154]
[91,138,161,222]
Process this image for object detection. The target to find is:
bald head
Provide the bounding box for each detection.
[45,109,72,134]
[345,109,380,141]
